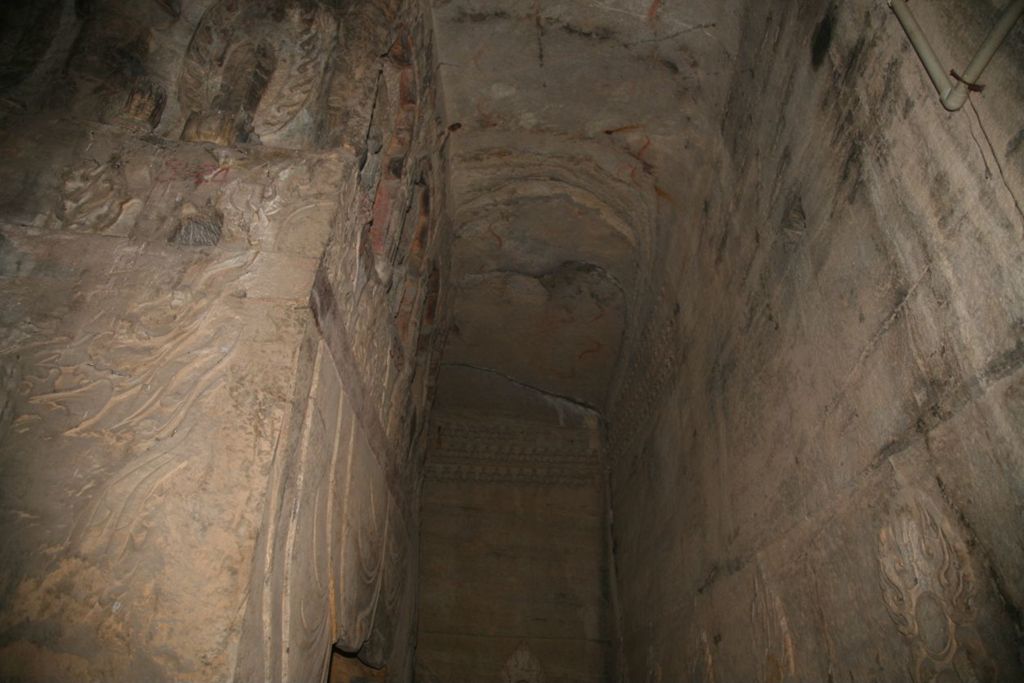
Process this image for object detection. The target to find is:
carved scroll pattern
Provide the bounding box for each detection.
[878,495,996,683]
[19,252,253,561]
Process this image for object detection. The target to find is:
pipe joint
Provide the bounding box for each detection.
[890,0,1024,112]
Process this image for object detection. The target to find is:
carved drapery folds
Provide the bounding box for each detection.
[0,0,440,679]
[878,494,996,683]
[319,0,402,152]
[179,0,337,148]
[238,336,417,683]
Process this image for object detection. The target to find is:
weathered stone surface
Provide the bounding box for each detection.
[417,415,610,682]
[0,1,446,681]
[1,0,1022,680]
[602,1,1024,681]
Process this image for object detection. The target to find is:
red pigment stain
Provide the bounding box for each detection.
[488,226,503,248]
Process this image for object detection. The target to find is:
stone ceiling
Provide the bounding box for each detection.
[428,0,740,422]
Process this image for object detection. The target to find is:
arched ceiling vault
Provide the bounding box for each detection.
[429,0,741,423]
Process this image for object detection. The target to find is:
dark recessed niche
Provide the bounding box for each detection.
[811,5,835,69]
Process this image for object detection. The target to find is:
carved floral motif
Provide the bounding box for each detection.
[878,494,995,683]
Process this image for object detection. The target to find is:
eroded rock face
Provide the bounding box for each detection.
[3,0,1024,681]
[601,1,1024,682]
[416,414,608,683]
[0,1,448,681]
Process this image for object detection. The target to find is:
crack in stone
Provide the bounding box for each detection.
[969,98,1024,231]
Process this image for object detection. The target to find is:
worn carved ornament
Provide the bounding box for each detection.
[501,643,544,683]
[878,494,995,682]
[179,0,336,147]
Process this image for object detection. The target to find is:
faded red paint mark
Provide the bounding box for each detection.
[635,135,651,160]
[487,225,504,248]
[475,103,500,128]
[646,0,662,21]
[603,123,643,135]
[578,341,604,360]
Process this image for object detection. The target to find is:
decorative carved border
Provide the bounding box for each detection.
[606,286,682,466]
[425,416,602,486]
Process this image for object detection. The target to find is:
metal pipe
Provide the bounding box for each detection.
[890,0,1024,111]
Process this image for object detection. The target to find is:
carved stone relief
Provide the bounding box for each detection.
[280,340,345,683]
[319,0,401,152]
[359,498,410,668]
[170,204,223,246]
[333,420,390,653]
[501,643,545,683]
[607,286,681,466]
[23,252,254,561]
[178,0,337,148]
[0,0,441,679]
[425,415,602,486]
[57,158,139,235]
[878,493,996,683]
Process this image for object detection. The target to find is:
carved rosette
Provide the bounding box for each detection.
[878,494,996,682]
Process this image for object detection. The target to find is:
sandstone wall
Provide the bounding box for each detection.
[0,1,447,681]
[608,0,1024,680]
[415,415,610,683]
